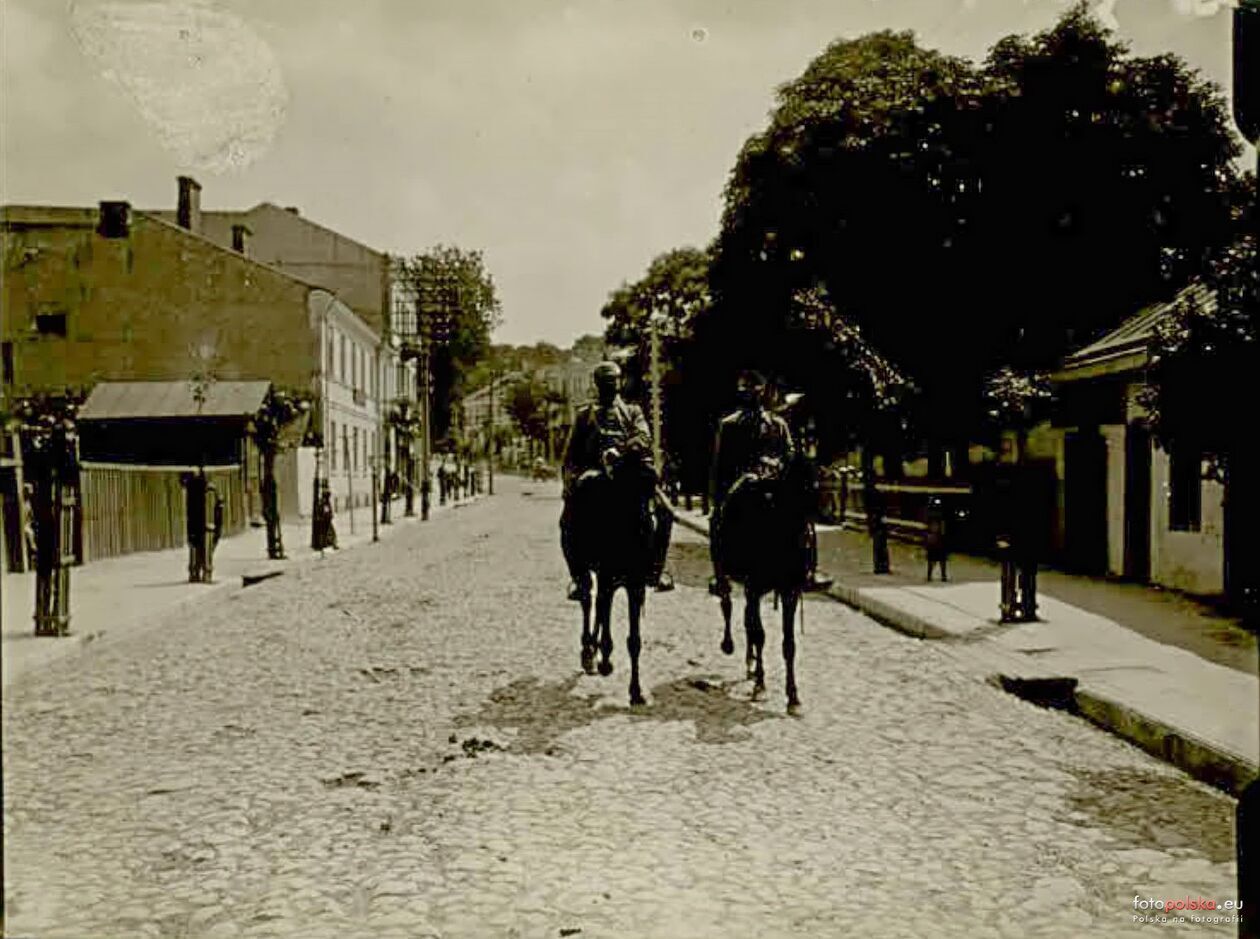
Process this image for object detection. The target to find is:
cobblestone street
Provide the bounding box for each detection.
[2,477,1240,939]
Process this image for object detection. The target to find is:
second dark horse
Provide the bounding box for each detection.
[567,445,659,706]
[714,457,812,712]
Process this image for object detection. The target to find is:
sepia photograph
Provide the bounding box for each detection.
[1,0,1258,936]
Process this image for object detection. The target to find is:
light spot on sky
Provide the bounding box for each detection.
[68,0,287,173]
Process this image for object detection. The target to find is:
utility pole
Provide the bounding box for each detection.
[649,312,664,473]
[419,330,432,522]
[487,368,498,496]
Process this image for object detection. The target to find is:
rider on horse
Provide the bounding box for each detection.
[707,370,794,598]
[560,361,674,601]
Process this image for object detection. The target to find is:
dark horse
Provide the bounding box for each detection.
[714,457,811,712]
[567,447,658,706]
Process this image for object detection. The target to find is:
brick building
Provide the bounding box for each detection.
[1,186,396,547]
[151,179,390,335]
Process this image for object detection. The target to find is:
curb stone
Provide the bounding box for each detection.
[668,504,1259,797]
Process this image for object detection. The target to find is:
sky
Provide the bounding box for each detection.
[2,0,1248,346]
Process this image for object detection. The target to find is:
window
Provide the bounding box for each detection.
[327,333,335,374]
[1,342,13,386]
[340,336,347,384]
[1169,445,1202,532]
[330,421,337,470]
[352,427,359,471]
[34,310,67,337]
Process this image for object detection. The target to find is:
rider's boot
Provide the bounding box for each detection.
[567,577,591,602]
[803,571,834,592]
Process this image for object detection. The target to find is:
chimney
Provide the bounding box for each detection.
[97,201,131,238]
[284,206,300,215]
[176,175,202,233]
[231,223,251,255]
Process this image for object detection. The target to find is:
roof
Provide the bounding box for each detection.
[79,381,271,420]
[1055,283,1217,383]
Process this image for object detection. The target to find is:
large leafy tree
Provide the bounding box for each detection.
[395,246,502,441]
[708,5,1243,472]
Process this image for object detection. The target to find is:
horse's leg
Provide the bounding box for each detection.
[596,581,615,677]
[580,586,595,675]
[746,586,766,697]
[782,588,801,713]
[720,590,734,655]
[743,587,757,680]
[627,583,646,706]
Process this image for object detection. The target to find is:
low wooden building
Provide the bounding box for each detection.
[72,380,274,562]
[1049,284,1231,597]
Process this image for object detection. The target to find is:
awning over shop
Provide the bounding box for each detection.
[78,381,272,420]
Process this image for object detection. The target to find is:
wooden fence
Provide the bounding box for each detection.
[80,463,247,563]
[823,461,1059,557]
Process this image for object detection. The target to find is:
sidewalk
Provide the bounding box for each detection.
[671,506,1259,796]
[1,495,477,688]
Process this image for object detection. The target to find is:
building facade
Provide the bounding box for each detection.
[152,178,390,334]
[1047,284,1228,597]
[1,189,398,524]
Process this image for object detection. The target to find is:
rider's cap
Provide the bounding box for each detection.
[593,361,621,380]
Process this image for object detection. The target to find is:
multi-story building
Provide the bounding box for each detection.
[152,178,390,334]
[158,178,418,508]
[0,182,396,527]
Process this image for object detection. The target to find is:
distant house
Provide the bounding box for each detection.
[461,372,524,463]
[1049,283,1230,597]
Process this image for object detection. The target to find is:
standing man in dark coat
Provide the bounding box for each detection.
[560,361,674,601]
[707,370,794,597]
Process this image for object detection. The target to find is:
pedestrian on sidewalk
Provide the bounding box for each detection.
[315,480,338,552]
[925,495,949,582]
[181,469,212,583]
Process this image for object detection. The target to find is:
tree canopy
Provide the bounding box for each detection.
[704,4,1244,465]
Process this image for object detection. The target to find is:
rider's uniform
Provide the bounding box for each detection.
[560,397,674,592]
[562,397,653,496]
[708,406,794,588]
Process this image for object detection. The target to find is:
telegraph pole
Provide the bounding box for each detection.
[649,313,664,473]
[419,332,432,522]
[487,368,498,496]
